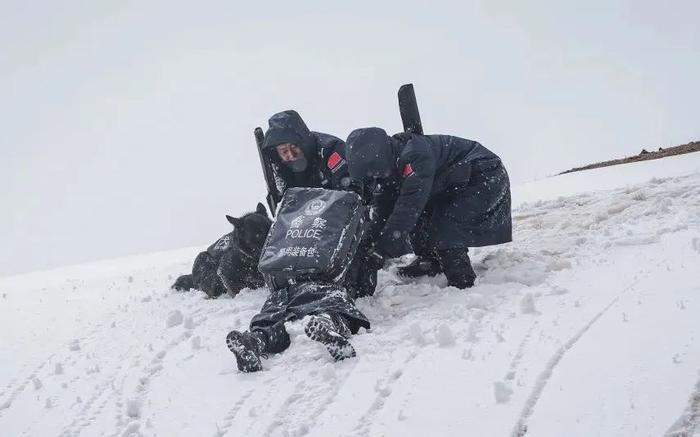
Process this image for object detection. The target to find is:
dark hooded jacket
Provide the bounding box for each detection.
[346,128,512,256]
[261,111,377,297]
[262,110,351,194]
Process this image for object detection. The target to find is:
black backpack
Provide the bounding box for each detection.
[258,188,365,290]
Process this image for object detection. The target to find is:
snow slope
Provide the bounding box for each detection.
[1,153,699,437]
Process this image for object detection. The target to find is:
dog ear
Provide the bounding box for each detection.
[226,215,243,228]
[256,202,268,217]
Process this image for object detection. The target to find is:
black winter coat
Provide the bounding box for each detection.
[263,110,351,193]
[346,128,512,255]
[261,111,377,296]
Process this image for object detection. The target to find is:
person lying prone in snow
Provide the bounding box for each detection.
[225,188,370,372]
[226,282,370,372]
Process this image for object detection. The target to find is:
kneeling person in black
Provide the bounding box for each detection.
[346,128,513,288]
[261,110,377,298]
[261,109,352,194]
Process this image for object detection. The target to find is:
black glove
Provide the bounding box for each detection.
[375,230,413,259]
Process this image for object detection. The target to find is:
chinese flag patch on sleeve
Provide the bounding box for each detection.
[402,163,415,177]
[327,152,343,169]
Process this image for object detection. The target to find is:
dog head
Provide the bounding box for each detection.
[226,203,272,259]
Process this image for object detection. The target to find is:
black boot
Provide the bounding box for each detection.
[304,314,356,361]
[225,330,267,372]
[397,256,442,278]
[436,247,476,289]
[344,245,380,298]
[346,266,378,298]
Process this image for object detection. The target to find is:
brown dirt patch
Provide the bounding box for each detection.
[559,140,700,175]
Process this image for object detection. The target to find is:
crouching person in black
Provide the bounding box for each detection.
[226,188,370,372]
[261,109,351,193]
[259,109,377,298]
[345,128,513,289]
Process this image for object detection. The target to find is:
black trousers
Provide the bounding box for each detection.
[250,282,370,353]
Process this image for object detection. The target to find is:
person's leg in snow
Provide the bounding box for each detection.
[225,282,370,372]
[397,256,442,278]
[397,205,443,279]
[343,248,379,298]
[436,247,476,289]
[226,330,266,373]
[226,321,291,373]
[226,314,357,371]
[304,313,356,361]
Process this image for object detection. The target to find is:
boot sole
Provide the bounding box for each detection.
[226,331,263,373]
[304,317,356,361]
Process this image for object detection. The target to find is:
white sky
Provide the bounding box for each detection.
[1,0,699,276]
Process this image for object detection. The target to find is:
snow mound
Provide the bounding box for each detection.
[1,154,699,436]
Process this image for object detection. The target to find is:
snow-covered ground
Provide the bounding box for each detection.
[2,153,699,437]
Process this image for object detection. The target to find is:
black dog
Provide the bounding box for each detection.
[172,203,272,298]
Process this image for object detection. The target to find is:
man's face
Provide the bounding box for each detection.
[276,143,304,162]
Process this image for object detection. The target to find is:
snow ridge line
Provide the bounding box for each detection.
[665,376,700,437]
[511,296,621,437]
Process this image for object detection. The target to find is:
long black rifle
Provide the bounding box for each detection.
[254,127,281,216]
[397,83,424,135]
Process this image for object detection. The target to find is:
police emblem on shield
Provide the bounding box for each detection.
[304,199,327,216]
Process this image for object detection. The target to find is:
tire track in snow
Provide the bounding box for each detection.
[351,351,418,437]
[111,304,211,437]
[665,376,700,437]
[50,307,156,437]
[58,363,126,437]
[0,357,32,401]
[240,375,283,437]
[0,354,54,417]
[0,373,22,404]
[510,250,656,437]
[261,361,358,437]
[0,326,102,417]
[261,379,310,437]
[59,320,147,437]
[511,296,620,437]
[230,362,309,437]
[111,331,194,437]
[504,320,539,383]
[2,317,124,436]
[214,388,255,437]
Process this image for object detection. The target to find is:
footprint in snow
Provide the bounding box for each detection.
[494,381,513,403]
[165,310,184,328]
